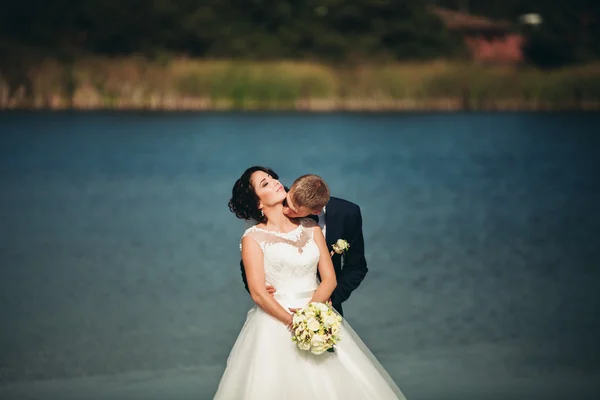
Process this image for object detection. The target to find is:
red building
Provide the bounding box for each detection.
[430,6,524,64]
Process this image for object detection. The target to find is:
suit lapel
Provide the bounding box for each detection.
[324,200,341,254]
[324,203,334,246]
[319,199,343,287]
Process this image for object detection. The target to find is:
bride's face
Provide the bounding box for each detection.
[250,170,286,209]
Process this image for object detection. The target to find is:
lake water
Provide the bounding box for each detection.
[1,111,599,400]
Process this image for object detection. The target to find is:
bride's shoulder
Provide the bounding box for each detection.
[239,225,264,251]
[242,224,261,237]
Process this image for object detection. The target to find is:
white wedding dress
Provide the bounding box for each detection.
[214,219,406,399]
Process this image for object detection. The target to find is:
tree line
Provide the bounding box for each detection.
[0,0,599,67]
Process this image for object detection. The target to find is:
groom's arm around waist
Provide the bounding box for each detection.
[330,204,368,305]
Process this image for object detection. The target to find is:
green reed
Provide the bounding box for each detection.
[1,55,598,110]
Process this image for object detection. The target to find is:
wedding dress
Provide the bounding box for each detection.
[213,219,406,399]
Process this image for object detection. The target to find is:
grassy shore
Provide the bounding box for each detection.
[1,56,599,111]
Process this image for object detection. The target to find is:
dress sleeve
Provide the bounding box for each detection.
[240,227,266,251]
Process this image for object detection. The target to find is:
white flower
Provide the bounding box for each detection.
[332,238,350,254]
[310,334,325,347]
[331,324,340,335]
[307,317,321,332]
[298,341,311,351]
[293,314,306,325]
[336,239,347,248]
[323,314,338,328]
[311,346,327,355]
[316,303,329,313]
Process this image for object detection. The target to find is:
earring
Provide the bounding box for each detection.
[260,210,264,217]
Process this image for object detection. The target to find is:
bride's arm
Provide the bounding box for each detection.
[242,236,293,327]
[309,226,337,304]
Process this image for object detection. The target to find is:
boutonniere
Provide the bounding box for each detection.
[330,239,350,258]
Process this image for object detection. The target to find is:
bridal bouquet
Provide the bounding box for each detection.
[291,302,342,355]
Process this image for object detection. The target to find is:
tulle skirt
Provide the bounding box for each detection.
[213,292,406,399]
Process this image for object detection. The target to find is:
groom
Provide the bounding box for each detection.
[240,173,368,317]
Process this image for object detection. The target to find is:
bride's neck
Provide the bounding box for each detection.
[263,205,293,231]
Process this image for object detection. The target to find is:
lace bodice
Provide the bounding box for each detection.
[241,218,320,294]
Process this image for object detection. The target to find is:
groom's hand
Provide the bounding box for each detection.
[266,285,276,296]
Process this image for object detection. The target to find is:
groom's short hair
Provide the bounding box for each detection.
[289,174,330,211]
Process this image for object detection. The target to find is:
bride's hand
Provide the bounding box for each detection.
[284,314,294,331]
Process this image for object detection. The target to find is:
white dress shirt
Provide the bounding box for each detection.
[318,206,326,238]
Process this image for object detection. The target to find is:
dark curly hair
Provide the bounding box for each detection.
[228,166,279,223]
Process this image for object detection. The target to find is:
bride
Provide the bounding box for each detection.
[213,166,406,399]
